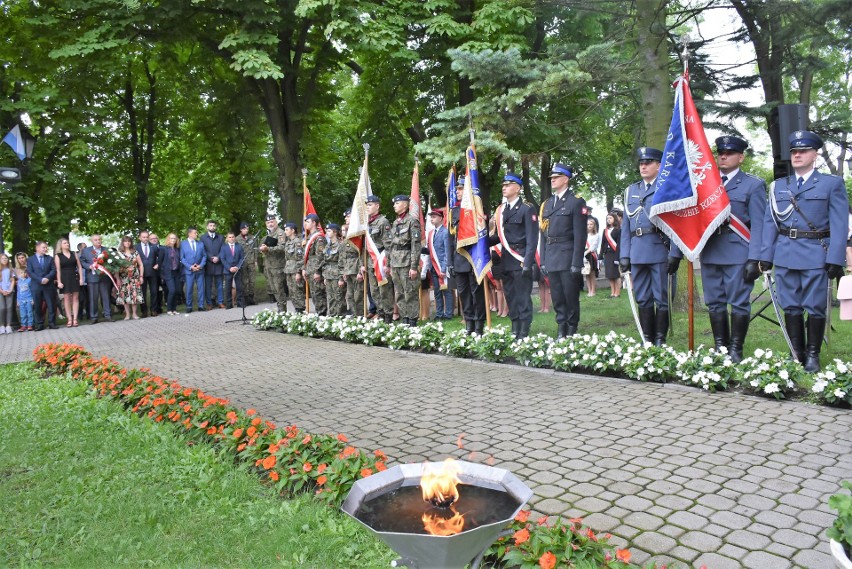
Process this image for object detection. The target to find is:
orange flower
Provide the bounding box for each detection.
[615,549,631,563]
[247,426,257,437]
[303,462,312,473]
[199,421,209,429]
[226,411,238,424]
[515,510,531,523]
[269,471,279,481]
[360,467,373,478]
[375,461,387,472]
[302,434,312,445]
[268,443,280,454]
[586,528,597,542]
[317,463,328,474]
[317,475,328,486]
[337,433,348,443]
[207,427,217,435]
[513,528,530,545]
[251,417,262,426]
[237,443,247,452]
[247,408,256,415]
[262,455,277,470]
[233,428,244,439]
[374,449,386,460]
[537,515,549,526]
[538,552,556,569]
[342,446,357,458]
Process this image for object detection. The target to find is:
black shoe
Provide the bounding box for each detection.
[557,323,569,339]
[729,313,750,363]
[90,318,98,324]
[784,312,806,364]
[48,324,58,329]
[474,320,484,335]
[654,309,669,346]
[465,320,475,335]
[408,318,418,328]
[511,320,519,338]
[517,321,530,340]
[638,307,655,344]
[804,316,825,373]
[566,324,578,337]
[708,311,730,352]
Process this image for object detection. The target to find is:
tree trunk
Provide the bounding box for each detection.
[635,0,672,148]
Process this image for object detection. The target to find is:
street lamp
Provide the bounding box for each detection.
[0,167,21,183]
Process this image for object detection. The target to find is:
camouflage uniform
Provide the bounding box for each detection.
[263,226,289,312]
[367,214,394,318]
[390,213,422,322]
[235,232,258,304]
[284,235,306,312]
[339,239,364,317]
[322,240,344,316]
[304,232,327,315]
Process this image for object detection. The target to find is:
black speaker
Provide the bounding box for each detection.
[776,104,809,161]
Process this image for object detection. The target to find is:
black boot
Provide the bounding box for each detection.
[784,313,806,364]
[729,313,750,363]
[474,320,484,335]
[654,309,669,346]
[556,323,569,339]
[511,320,519,338]
[804,316,825,373]
[708,311,730,352]
[566,324,577,337]
[383,313,393,324]
[638,307,655,344]
[408,317,418,328]
[517,321,529,340]
[465,320,475,335]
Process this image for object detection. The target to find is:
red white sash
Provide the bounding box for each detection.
[604,228,618,252]
[495,203,525,264]
[728,213,751,243]
[427,229,447,290]
[365,232,387,285]
[303,231,323,264]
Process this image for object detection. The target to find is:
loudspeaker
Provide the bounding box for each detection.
[776,104,809,161]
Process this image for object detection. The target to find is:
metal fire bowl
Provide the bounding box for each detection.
[341,460,533,569]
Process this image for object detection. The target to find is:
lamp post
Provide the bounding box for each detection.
[0,127,36,253]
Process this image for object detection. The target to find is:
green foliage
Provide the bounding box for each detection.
[828,481,852,550]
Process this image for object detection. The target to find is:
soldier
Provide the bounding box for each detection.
[322,223,345,316]
[302,213,327,315]
[283,222,306,312]
[258,214,288,312]
[339,212,365,317]
[365,195,394,322]
[540,163,587,339]
[700,136,767,362]
[619,148,682,345]
[388,195,422,327]
[235,222,258,305]
[448,175,486,335]
[489,172,538,339]
[759,130,849,372]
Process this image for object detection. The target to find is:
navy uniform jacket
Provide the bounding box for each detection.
[620,180,681,264]
[449,207,473,273]
[539,191,587,272]
[759,172,849,269]
[488,201,539,272]
[701,171,767,265]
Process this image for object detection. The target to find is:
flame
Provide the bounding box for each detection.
[422,509,465,536]
[421,458,462,506]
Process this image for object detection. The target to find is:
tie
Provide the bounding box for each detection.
[39,255,43,268]
[143,244,149,257]
[721,175,728,184]
[797,177,804,191]
[191,241,195,253]
[646,182,652,192]
[230,244,235,255]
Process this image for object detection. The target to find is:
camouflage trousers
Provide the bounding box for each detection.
[342,274,365,317]
[240,264,256,303]
[392,266,420,320]
[325,278,345,316]
[267,268,288,313]
[307,276,327,315]
[367,268,394,316]
[285,273,306,312]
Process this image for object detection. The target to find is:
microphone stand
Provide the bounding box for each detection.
[225,228,263,326]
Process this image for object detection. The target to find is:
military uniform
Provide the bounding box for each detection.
[322,226,345,317]
[449,183,486,334]
[303,229,327,315]
[339,235,365,317]
[235,226,258,304]
[540,163,587,338]
[699,136,767,361]
[283,230,306,312]
[759,130,849,371]
[367,203,394,321]
[389,195,422,326]
[262,222,289,313]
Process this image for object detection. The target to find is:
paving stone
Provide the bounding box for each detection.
[622,512,664,531]
[792,548,834,568]
[573,496,610,513]
[741,550,791,569]
[755,510,798,530]
[679,530,723,551]
[725,529,771,550]
[630,531,677,553]
[771,527,818,550]
[668,511,708,531]
[711,509,753,530]
[692,552,742,569]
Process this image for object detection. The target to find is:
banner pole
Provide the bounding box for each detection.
[302,168,310,312]
[688,261,695,351]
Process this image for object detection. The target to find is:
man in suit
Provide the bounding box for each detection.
[78,234,113,323]
[220,232,245,309]
[148,233,164,314]
[759,130,849,372]
[448,175,486,335]
[27,241,57,330]
[620,148,683,345]
[489,172,539,339]
[539,163,587,339]
[135,230,159,317]
[180,226,207,313]
[200,220,225,309]
[699,136,767,362]
[427,208,453,320]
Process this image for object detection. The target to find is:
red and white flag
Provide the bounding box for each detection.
[346,152,387,285]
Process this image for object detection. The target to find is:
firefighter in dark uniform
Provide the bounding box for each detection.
[488,172,538,339]
[759,130,849,372]
[539,163,587,339]
[448,175,486,335]
[700,135,767,362]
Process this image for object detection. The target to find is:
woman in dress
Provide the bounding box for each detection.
[161,233,182,315]
[0,253,15,333]
[599,212,622,298]
[54,237,84,327]
[115,235,144,320]
[584,217,600,297]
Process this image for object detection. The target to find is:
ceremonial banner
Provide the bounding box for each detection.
[444,166,457,229]
[2,125,26,160]
[346,154,387,285]
[303,180,324,235]
[410,159,425,245]
[456,145,492,283]
[648,70,730,262]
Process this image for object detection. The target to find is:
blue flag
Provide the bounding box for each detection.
[456,145,492,283]
[2,125,26,161]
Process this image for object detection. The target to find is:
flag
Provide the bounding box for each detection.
[303,178,324,235]
[456,145,492,283]
[444,165,457,229]
[648,70,730,262]
[410,158,425,245]
[346,153,387,285]
[2,125,26,161]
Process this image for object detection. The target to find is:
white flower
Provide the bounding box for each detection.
[764,383,779,394]
[825,370,836,380]
[750,379,759,387]
[637,367,645,376]
[779,369,789,380]
[754,348,765,358]
[833,389,846,399]
[702,356,713,365]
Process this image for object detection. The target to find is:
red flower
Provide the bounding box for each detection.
[233,428,243,439]
[262,455,277,470]
[375,461,387,472]
[515,510,531,523]
[537,515,549,526]
[538,552,556,569]
[615,549,631,562]
[342,446,357,458]
[317,463,328,474]
[302,434,312,445]
[360,467,373,478]
[317,475,328,486]
[269,471,279,481]
[251,417,262,426]
[337,433,349,442]
[513,528,530,545]
[303,462,312,473]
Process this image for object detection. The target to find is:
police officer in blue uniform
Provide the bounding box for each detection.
[488,172,539,339]
[539,163,587,338]
[700,136,767,362]
[620,147,683,345]
[448,175,486,335]
[759,130,849,372]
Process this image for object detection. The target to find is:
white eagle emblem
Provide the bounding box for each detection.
[686,138,713,186]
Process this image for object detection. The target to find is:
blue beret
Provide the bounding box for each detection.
[637,147,663,162]
[283,222,297,230]
[715,136,748,153]
[392,194,410,203]
[503,172,523,185]
[343,208,352,216]
[304,213,320,222]
[326,223,340,231]
[239,222,250,229]
[789,130,823,150]
[365,195,380,204]
[549,163,573,178]
[455,175,466,187]
[265,214,277,221]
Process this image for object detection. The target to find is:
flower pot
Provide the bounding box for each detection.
[831,539,852,569]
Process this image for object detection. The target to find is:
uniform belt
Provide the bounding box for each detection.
[546,236,570,244]
[716,225,734,235]
[779,227,830,239]
[509,242,525,249]
[631,227,661,237]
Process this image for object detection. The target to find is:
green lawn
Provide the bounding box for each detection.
[0,363,393,568]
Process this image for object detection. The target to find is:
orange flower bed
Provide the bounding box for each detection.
[32,343,386,507]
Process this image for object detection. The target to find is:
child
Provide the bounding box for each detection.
[16,269,33,332]
[0,253,14,333]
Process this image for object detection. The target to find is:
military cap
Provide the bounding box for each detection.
[365,195,380,204]
[428,208,445,218]
[343,208,352,216]
[549,163,574,178]
[304,213,320,222]
[456,175,466,187]
[789,130,823,150]
[392,194,410,203]
[239,222,250,229]
[283,222,298,230]
[265,213,277,221]
[637,147,663,162]
[503,172,523,185]
[326,223,341,231]
[715,136,748,153]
